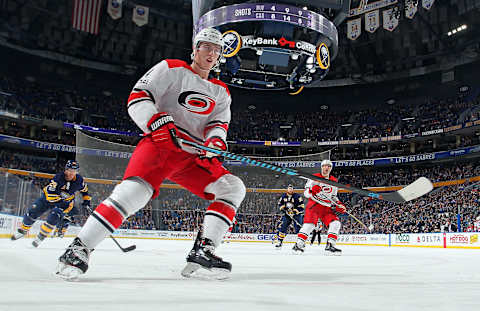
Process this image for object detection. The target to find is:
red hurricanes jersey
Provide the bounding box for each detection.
[127,59,231,147]
[304,173,340,208]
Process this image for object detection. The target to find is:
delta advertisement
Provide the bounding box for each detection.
[1,214,479,248]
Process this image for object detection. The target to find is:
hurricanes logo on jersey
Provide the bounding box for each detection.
[321,185,333,193]
[178,91,216,115]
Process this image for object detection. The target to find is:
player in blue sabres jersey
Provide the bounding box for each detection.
[11,160,92,247]
[274,184,304,249]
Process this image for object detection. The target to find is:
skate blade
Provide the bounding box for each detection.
[54,263,83,281]
[181,262,201,278]
[209,268,230,280]
[324,251,342,256]
[181,263,230,280]
[11,234,24,241]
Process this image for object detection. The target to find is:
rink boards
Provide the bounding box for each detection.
[1,213,479,249]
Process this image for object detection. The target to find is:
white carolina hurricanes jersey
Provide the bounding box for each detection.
[127,59,231,148]
[304,173,340,207]
[474,219,480,232]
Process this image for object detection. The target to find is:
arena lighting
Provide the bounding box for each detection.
[341,123,352,127]
[448,24,467,36]
[256,49,263,56]
[266,81,275,88]
[291,53,299,60]
[402,117,415,121]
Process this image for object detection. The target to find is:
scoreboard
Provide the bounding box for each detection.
[196,2,338,58]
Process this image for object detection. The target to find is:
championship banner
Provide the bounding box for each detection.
[365,10,380,33]
[349,0,398,16]
[107,0,122,20]
[347,18,362,40]
[132,5,149,27]
[422,0,435,10]
[405,0,418,19]
[383,8,399,32]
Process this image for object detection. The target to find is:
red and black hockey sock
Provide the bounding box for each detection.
[78,200,128,249]
[327,233,338,245]
[203,201,236,247]
[92,201,127,233]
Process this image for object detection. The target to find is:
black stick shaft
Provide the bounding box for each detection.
[180,139,391,201]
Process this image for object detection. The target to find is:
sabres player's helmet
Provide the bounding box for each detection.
[65,160,79,170]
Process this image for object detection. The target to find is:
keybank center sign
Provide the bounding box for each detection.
[242,35,317,54]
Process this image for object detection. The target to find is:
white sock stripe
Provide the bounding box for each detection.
[205,210,232,226]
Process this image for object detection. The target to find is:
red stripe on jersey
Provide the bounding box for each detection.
[327,233,338,241]
[207,201,236,222]
[298,233,308,241]
[165,59,196,75]
[204,123,229,137]
[95,202,124,229]
[164,59,230,96]
[209,78,230,96]
[312,173,338,182]
[127,90,151,106]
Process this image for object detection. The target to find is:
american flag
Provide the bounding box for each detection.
[72,0,103,35]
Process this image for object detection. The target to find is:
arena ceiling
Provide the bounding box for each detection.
[0,0,479,86]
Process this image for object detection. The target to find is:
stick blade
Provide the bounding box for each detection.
[122,245,136,252]
[382,177,433,203]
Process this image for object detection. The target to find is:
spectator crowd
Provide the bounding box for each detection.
[1,159,480,234]
[2,75,480,143]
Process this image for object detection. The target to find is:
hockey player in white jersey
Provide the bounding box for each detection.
[55,27,246,280]
[292,160,345,255]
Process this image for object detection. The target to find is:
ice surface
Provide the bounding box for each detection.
[1,238,479,311]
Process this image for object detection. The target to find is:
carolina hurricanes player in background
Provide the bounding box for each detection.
[292,160,346,255]
[55,27,246,280]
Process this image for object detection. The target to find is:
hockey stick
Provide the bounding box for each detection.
[345,210,373,232]
[85,206,136,253]
[286,212,303,228]
[109,234,136,253]
[179,139,434,203]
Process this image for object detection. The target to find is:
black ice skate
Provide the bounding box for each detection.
[32,233,47,248]
[55,237,92,280]
[11,228,27,241]
[325,242,342,256]
[292,242,304,254]
[181,236,232,280]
